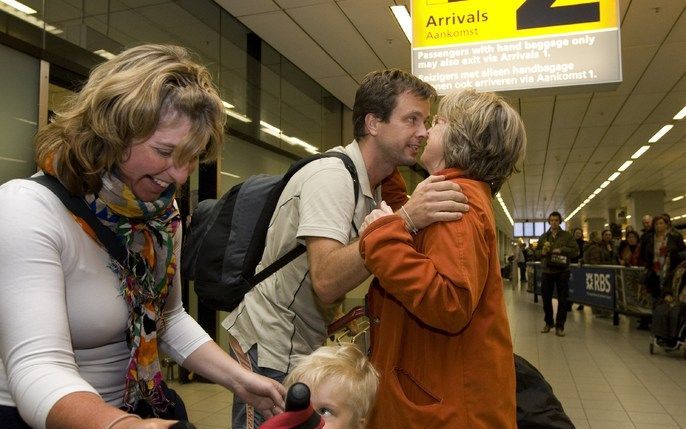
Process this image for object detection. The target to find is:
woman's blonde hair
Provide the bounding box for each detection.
[35,44,225,195]
[437,88,526,195]
[284,344,379,424]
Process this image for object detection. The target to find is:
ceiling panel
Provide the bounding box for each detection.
[286,3,384,75]
[239,11,344,79]
[215,0,279,16]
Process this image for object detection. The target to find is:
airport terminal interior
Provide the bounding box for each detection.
[0,0,685,428]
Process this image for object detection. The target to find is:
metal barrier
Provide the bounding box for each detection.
[525,262,652,325]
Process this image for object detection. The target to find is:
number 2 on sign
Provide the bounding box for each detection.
[516,0,600,30]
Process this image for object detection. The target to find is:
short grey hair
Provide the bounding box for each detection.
[437,89,526,194]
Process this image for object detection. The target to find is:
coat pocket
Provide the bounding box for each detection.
[393,367,442,406]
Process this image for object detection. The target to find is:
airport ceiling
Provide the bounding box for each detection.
[216,0,686,229]
[21,0,685,230]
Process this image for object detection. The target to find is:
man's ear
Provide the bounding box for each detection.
[365,113,380,137]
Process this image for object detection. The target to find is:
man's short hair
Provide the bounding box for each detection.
[284,344,379,424]
[352,69,436,141]
[548,211,562,221]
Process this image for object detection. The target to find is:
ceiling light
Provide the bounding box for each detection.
[672,195,685,202]
[593,188,602,195]
[608,172,620,181]
[93,49,116,59]
[0,2,62,33]
[220,171,241,178]
[648,124,674,143]
[600,181,610,189]
[390,5,412,43]
[259,120,319,154]
[631,145,650,159]
[626,215,632,219]
[674,105,686,120]
[495,192,514,225]
[618,160,633,171]
[226,110,251,123]
[0,0,36,14]
[222,100,250,123]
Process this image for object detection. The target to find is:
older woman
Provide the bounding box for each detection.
[359,89,526,428]
[0,44,284,429]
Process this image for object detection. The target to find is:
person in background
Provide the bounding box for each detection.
[570,227,586,310]
[0,44,285,429]
[570,228,585,264]
[618,230,642,267]
[359,88,526,428]
[535,211,579,337]
[640,214,653,237]
[601,229,619,265]
[525,241,536,263]
[515,242,527,283]
[283,344,378,429]
[640,214,686,300]
[583,231,615,265]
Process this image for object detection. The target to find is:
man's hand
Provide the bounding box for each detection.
[402,175,469,230]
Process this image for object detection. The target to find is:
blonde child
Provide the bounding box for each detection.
[284,344,378,429]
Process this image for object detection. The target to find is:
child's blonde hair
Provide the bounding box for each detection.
[285,344,379,424]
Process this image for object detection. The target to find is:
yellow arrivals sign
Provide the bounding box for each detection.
[413,0,617,47]
[411,0,622,94]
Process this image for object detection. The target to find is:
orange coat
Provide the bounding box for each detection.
[360,169,516,429]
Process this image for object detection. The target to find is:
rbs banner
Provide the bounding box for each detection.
[569,266,615,309]
[411,0,621,94]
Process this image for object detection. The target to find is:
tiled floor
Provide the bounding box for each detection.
[171,280,686,429]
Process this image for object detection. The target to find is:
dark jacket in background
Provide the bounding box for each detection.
[535,229,579,274]
[583,242,617,265]
[570,238,585,263]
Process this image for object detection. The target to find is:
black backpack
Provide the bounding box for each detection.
[181,152,359,312]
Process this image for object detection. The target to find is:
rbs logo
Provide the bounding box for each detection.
[586,273,611,293]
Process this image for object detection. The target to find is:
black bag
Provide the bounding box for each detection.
[131,381,188,420]
[181,152,359,312]
[515,354,575,429]
[547,254,568,269]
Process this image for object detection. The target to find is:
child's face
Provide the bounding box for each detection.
[312,380,364,429]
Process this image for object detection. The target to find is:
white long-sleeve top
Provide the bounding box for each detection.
[0,178,211,429]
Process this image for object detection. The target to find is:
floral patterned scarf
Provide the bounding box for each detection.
[88,173,180,414]
[42,158,181,414]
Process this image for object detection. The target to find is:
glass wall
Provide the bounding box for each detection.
[0,43,39,184]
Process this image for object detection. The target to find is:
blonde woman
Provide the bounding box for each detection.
[0,44,284,429]
[359,89,526,428]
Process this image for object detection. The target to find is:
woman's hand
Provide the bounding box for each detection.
[232,367,286,420]
[360,201,394,236]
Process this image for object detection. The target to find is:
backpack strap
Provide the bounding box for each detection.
[29,174,128,266]
[249,151,360,286]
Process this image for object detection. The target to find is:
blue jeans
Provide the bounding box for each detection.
[229,342,286,429]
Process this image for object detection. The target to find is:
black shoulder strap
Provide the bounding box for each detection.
[250,151,360,286]
[29,174,128,266]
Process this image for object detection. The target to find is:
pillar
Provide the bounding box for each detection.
[585,217,606,235]
[628,190,665,230]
